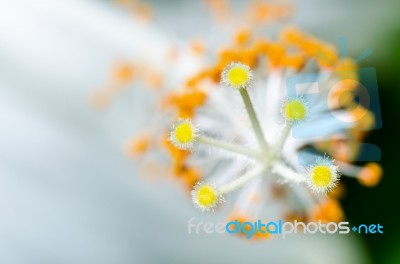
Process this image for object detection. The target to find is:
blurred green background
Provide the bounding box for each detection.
[342,30,400,264]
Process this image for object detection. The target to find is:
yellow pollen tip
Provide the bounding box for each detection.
[284,100,307,121]
[227,67,249,86]
[196,185,217,208]
[222,63,252,89]
[311,165,332,188]
[174,122,194,144]
[170,119,197,150]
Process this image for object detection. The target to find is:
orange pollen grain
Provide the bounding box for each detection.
[126,136,151,157]
[357,162,382,187]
